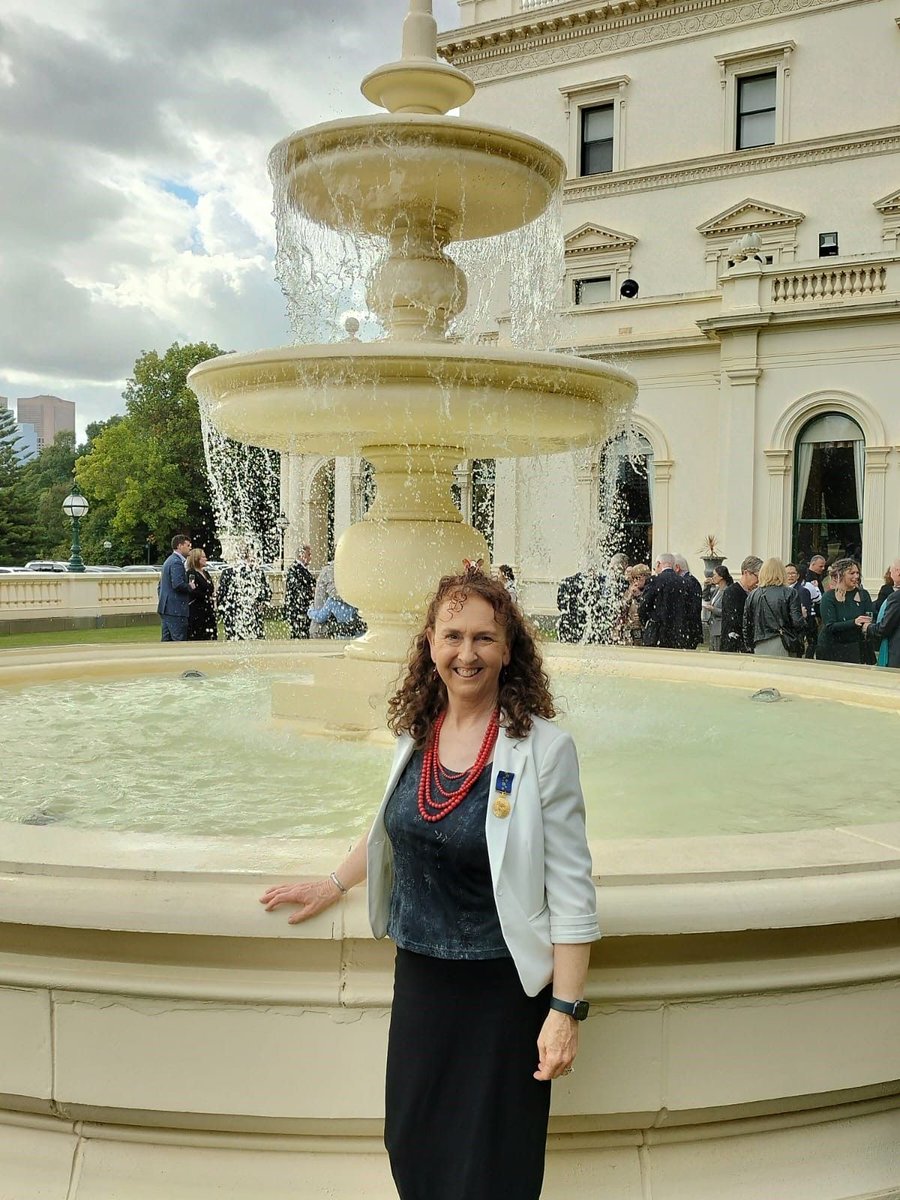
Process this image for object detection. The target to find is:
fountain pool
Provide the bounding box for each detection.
[2,641,899,1200]
[3,660,898,840]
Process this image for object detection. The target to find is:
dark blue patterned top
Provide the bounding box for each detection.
[383,749,511,960]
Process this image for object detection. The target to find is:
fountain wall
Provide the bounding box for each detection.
[1,644,899,1199]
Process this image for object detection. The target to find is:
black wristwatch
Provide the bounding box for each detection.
[550,996,590,1021]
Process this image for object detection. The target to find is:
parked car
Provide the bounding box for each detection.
[84,565,123,573]
[23,560,69,572]
[121,564,161,573]
[0,566,26,573]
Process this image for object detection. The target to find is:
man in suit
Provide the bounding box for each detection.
[284,544,317,639]
[157,534,193,641]
[673,555,703,649]
[638,554,686,648]
[720,555,762,653]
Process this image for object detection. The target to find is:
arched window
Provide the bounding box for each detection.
[792,413,864,566]
[308,458,335,565]
[452,459,495,557]
[598,432,653,564]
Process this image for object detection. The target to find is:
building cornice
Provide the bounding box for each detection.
[439,0,876,83]
[563,125,900,200]
[697,298,900,334]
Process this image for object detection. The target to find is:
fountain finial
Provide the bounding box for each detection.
[361,0,474,115]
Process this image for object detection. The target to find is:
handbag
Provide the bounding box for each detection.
[763,591,804,656]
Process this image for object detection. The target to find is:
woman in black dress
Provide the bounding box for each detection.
[261,563,599,1199]
[185,548,217,641]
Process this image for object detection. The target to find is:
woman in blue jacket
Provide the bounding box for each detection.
[261,563,599,1200]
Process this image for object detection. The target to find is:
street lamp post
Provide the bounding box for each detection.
[61,482,89,573]
[103,540,113,563]
[275,513,290,571]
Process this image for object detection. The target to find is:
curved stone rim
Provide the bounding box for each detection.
[269,113,567,240]
[2,641,898,943]
[188,342,638,455]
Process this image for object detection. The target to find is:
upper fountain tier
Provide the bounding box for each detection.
[271,112,565,245]
[190,3,637,454]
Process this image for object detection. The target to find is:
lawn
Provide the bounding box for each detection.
[0,620,292,651]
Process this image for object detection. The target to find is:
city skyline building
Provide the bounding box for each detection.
[15,394,76,453]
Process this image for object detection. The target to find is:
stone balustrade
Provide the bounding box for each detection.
[770,261,890,304]
[0,571,286,632]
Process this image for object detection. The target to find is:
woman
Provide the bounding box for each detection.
[816,558,874,664]
[260,564,598,1200]
[702,564,733,652]
[864,558,900,668]
[619,563,650,645]
[185,548,217,641]
[743,557,805,657]
[874,566,894,613]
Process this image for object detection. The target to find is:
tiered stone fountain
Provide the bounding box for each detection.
[188,0,634,731]
[1,5,898,1199]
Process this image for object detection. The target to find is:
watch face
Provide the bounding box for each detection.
[573,1000,590,1021]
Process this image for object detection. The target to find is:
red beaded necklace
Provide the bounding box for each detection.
[417,707,500,823]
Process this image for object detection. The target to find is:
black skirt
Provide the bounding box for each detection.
[385,949,552,1200]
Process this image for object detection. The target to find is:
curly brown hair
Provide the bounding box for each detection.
[387,565,556,747]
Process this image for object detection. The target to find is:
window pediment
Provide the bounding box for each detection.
[874,188,900,217]
[874,188,900,249]
[697,198,805,237]
[564,223,638,257]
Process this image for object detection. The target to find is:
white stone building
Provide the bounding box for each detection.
[283,0,900,612]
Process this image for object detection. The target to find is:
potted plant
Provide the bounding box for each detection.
[698,534,726,574]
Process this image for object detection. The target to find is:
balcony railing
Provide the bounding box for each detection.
[770,264,888,304]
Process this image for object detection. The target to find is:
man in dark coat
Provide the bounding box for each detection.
[557,571,586,643]
[720,555,762,653]
[284,544,316,639]
[638,554,686,648]
[157,533,192,641]
[674,555,703,649]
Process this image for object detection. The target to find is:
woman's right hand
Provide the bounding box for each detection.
[259,878,342,925]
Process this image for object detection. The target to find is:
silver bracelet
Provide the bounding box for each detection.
[329,871,348,895]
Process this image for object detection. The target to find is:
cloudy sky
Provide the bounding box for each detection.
[0,0,461,439]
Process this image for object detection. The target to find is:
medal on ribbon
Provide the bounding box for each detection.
[492,770,514,818]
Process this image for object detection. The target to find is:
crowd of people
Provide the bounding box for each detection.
[157,532,900,667]
[556,549,900,668]
[156,537,363,643]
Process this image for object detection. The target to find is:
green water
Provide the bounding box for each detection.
[1,669,896,839]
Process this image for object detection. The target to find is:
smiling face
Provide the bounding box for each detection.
[841,564,861,590]
[426,593,510,710]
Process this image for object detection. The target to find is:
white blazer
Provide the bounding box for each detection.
[367,715,600,997]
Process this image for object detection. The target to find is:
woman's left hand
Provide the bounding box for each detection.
[534,1009,579,1081]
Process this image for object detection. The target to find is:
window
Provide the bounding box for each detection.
[792,414,864,566]
[452,458,495,557]
[736,72,776,150]
[559,76,629,178]
[715,42,793,153]
[598,433,653,565]
[581,104,614,175]
[575,276,611,305]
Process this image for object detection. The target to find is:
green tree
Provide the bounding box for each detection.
[13,430,78,559]
[77,342,224,561]
[0,408,33,562]
[76,342,282,564]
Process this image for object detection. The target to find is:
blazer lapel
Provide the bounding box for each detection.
[485,731,528,881]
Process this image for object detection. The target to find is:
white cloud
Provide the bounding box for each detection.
[0,0,463,432]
